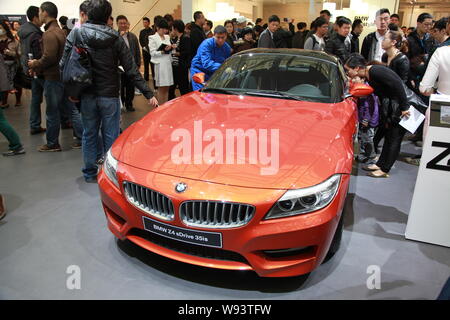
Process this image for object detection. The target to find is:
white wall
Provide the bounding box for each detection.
[0,0,182,35]
[185,0,263,26]
[111,0,181,34]
[400,5,450,28]
[0,0,82,21]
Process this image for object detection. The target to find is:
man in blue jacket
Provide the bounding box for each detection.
[190,25,231,91]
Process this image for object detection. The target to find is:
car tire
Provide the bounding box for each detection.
[323,206,345,263]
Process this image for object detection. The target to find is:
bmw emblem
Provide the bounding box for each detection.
[175,182,187,193]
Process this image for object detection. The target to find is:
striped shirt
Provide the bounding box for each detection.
[171,37,180,67]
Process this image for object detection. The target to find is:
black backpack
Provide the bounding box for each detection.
[62,28,93,98]
[305,34,320,50]
[312,36,319,50]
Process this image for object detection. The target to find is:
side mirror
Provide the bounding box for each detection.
[193,72,205,85]
[349,83,374,98]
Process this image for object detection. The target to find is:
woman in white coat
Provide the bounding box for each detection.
[420,45,450,140]
[149,19,174,104]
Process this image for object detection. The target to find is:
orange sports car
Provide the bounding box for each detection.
[98,49,369,277]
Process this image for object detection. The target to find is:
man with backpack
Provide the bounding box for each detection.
[18,6,45,135]
[59,0,158,183]
[303,17,328,51]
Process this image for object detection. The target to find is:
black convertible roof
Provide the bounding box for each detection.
[234,48,340,65]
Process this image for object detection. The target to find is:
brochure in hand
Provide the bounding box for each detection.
[158,43,171,54]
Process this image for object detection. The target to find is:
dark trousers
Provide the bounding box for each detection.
[43,80,65,147]
[0,88,21,105]
[15,86,22,104]
[143,50,151,81]
[30,77,45,130]
[120,73,135,108]
[374,124,386,153]
[169,65,190,100]
[150,62,156,90]
[60,92,71,126]
[376,123,407,173]
[64,96,83,142]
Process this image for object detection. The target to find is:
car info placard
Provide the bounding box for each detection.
[405,94,450,247]
[142,216,223,248]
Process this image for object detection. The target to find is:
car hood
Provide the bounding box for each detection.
[118,92,353,189]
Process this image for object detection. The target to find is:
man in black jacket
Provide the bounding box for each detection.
[18,6,45,135]
[320,9,334,39]
[291,22,308,49]
[139,17,154,82]
[59,15,71,36]
[258,15,279,48]
[361,8,390,62]
[407,13,435,59]
[190,11,206,57]
[273,22,293,48]
[325,17,352,64]
[406,13,436,145]
[60,0,158,183]
[117,15,141,111]
[169,19,192,100]
[407,13,436,90]
[350,19,363,53]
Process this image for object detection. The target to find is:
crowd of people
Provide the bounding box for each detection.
[0,0,450,192]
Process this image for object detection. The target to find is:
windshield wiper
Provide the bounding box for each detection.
[244,90,305,101]
[201,87,240,95]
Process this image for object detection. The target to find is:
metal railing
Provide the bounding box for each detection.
[129,0,165,34]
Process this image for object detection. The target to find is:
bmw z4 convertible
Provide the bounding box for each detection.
[98,49,370,277]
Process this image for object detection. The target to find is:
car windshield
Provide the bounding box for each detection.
[203,53,343,103]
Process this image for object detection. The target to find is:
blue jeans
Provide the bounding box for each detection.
[64,97,83,142]
[97,133,104,160]
[358,125,376,163]
[43,80,65,147]
[80,95,120,179]
[30,78,45,130]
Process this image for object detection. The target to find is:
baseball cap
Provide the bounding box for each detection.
[236,16,247,24]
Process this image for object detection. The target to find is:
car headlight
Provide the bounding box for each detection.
[265,174,341,220]
[104,149,119,188]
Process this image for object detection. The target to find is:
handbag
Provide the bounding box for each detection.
[382,82,427,125]
[61,28,93,98]
[404,82,428,114]
[14,64,32,90]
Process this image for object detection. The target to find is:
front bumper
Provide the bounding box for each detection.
[98,163,349,277]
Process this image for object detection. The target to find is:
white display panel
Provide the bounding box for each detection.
[406,95,450,248]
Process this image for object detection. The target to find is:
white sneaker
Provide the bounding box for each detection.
[134,89,142,96]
